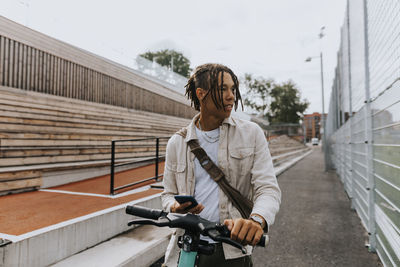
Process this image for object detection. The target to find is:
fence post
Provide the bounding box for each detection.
[155,138,159,181]
[110,141,115,195]
[363,0,376,252]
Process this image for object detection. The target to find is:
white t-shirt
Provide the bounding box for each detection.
[194,126,220,242]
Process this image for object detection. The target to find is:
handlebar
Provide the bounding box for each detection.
[126,205,167,220]
[125,205,268,252]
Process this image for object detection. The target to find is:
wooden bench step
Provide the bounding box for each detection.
[0,123,172,137]
[0,170,41,181]
[0,105,188,130]
[0,139,168,147]
[0,115,179,134]
[0,132,171,141]
[0,94,190,126]
[0,156,158,174]
[0,151,164,167]
[1,146,166,158]
[0,177,41,193]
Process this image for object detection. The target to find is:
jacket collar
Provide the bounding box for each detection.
[184,113,236,143]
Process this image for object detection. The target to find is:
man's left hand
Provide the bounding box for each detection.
[223,218,264,247]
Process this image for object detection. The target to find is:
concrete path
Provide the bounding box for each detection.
[253,147,382,267]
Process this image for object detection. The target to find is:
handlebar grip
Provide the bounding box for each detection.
[258,234,268,247]
[125,205,165,220]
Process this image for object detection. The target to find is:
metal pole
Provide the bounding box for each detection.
[363,0,376,252]
[155,138,159,181]
[110,141,115,195]
[320,52,328,171]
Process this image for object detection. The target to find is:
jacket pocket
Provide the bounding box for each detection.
[229,147,254,178]
[166,162,186,193]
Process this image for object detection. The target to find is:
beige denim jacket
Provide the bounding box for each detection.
[161,114,281,266]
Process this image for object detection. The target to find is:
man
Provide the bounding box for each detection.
[161,63,281,267]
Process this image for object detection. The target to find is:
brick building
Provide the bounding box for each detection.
[303,112,327,142]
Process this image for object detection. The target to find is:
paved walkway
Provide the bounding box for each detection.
[253,147,382,267]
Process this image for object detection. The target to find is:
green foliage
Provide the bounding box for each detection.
[267,81,309,124]
[139,49,192,78]
[242,73,274,116]
[243,74,309,124]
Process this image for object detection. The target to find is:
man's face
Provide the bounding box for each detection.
[200,72,236,120]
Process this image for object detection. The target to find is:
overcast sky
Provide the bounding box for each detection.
[1,0,347,114]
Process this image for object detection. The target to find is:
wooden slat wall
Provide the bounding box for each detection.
[0,34,196,118]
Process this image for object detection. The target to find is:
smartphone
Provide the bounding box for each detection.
[174,195,198,210]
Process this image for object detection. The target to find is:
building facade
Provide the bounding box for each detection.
[303,112,326,142]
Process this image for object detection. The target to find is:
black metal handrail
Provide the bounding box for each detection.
[110,136,169,195]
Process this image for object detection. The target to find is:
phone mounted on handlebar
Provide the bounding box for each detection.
[125,205,268,257]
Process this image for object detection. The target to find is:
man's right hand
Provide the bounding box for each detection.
[170,201,204,214]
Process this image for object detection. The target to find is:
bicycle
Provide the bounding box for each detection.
[125,205,269,267]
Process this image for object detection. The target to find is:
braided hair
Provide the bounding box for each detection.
[185,63,243,111]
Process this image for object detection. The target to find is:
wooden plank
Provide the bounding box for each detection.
[60,59,64,96]
[85,67,89,101]
[101,75,104,104]
[45,52,50,93]
[27,46,31,90]
[57,57,61,96]
[0,170,41,181]
[29,47,33,90]
[43,52,47,93]
[0,151,157,167]
[72,63,76,99]
[4,37,9,86]
[88,69,92,101]
[63,60,68,97]
[54,56,58,95]
[22,44,27,89]
[0,36,4,85]
[8,39,14,87]
[82,66,85,100]
[49,54,54,94]
[75,64,79,99]
[13,40,19,88]
[95,71,99,103]
[38,50,43,92]
[0,178,42,192]
[80,65,83,100]
[17,41,23,89]
[34,48,39,91]
[76,63,80,99]
[84,66,87,100]
[66,61,71,98]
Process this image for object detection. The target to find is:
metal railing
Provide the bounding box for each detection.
[109,137,169,195]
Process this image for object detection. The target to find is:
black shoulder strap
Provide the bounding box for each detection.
[187,139,253,218]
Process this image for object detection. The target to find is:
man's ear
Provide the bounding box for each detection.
[196,88,205,101]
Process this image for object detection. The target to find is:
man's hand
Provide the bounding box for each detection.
[170,201,204,214]
[224,218,264,247]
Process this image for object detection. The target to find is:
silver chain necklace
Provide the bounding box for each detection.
[198,119,219,143]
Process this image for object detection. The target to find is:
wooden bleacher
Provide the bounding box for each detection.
[268,135,310,166]
[0,87,191,195]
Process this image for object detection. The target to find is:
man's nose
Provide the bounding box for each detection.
[226,88,234,100]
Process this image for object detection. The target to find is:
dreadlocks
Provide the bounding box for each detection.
[185,63,243,111]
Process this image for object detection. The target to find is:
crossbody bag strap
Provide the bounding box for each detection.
[187,139,253,218]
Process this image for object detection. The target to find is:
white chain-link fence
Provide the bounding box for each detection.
[325,0,400,265]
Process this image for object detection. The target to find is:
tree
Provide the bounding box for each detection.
[243,74,309,124]
[139,49,192,78]
[267,81,309,124]
[242,73,274,116]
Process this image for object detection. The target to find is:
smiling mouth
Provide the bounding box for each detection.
[224,104,233,110]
